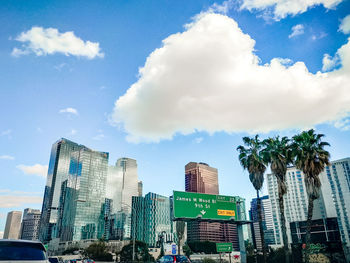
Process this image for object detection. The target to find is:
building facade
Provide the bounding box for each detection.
[249,196,277,250]
[266,166,328,246]
[4,211,22,239]
[131,192,174,247]
[320,158,350,260]
[39,139,86,242]
[39,138,109,243]
[185,162,240,250]
[106,158,141,240]
[20,208,41,240]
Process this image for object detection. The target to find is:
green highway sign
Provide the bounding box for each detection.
[216,243,233,253]
[173,191,238,220]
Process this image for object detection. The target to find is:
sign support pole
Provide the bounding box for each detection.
[238,223,246,263]
[229,252,231,263]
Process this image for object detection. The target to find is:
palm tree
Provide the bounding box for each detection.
[237,135,267,263]
[262,136,293,263]
[292,129,330,262]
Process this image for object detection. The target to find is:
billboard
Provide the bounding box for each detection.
[173,191,238,220]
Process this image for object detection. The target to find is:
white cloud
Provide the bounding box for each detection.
[289,24,304,38]
[17,164,48,178]
[240,0,343,20]
[12,26,104,59]
[70,129,77,135]
[59,107,78,115]
[322,53,340,71]
[110,13,350,143]
[1,129,12,136]
[0,155,15,160]
[339,15,350,34]
[0,195,42,208]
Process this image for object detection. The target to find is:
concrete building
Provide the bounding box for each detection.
[185,162,240,250]
[266,166,328,246]
[4,211,22,239]
[20,208,41,240]
[320,158,350,261]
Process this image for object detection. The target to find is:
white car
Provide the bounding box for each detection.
[0,239,48,263]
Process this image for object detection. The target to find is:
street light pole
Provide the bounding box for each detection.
[122,202,136,262]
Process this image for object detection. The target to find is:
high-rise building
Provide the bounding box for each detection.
[319,158,350,261]
[57,147,109,241]
[39,138,109,242]
[39,138,86,242]
[185,162,240,250]
[20,208,41,240]
[249,196,277,250]
[267,166,333,245]
[106,158,140,240]
[4,211,22,239]
[131,192,174,247]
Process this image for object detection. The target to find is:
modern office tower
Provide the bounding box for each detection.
[319,158,350,261]
[185,162,240,250]
[57,147,109,241]
[39,138,86,242]
[106,158,140,240]
[249,196,277,250]
[20,208,41,240]
[131,192,175,247]
[267,166,330,245]
[4,211,22,239]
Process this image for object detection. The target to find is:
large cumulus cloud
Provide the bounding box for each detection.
[110,13,350,142]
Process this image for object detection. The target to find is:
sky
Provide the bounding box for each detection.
[1,0,350,235]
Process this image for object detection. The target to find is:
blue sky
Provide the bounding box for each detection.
[1,0,350,235]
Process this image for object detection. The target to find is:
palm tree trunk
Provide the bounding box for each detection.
[256,190,267,263]
[304,197,314,263]
[278,189,290,263]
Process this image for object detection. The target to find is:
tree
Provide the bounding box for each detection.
[292,129,330,262]
[183,243,192,257]
[237,135,267,263]
[119,240,154,262]
[262,136,293,263]
[176,221,186,255]
[83,240,113,261]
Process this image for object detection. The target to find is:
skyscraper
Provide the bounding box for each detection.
[105,157,140,240]
[249,196,277,250]
[20,208,41,240]
[267,166,331,245]
[57,147,109,241]
[39,138,86,242]
[39,138,109,242]
[185,162,240,250]
[4,211,22,239]
[319,158,350,261]
[131,192,174,247]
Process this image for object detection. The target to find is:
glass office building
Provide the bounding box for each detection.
[39,139,86,242]
[132,192,174,247]
[106,158,140,240]
[39,138,109,242]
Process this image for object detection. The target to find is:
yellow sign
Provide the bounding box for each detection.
[217,209,235,216]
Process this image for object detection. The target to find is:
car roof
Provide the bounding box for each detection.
[0,239,46,250]
[0,239,43,244]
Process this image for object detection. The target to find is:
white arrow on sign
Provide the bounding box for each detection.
[200,210,206,215]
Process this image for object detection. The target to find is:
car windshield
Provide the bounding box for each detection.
[0,241,47,260]
[49,258,59,263]
[175,256,189,262]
